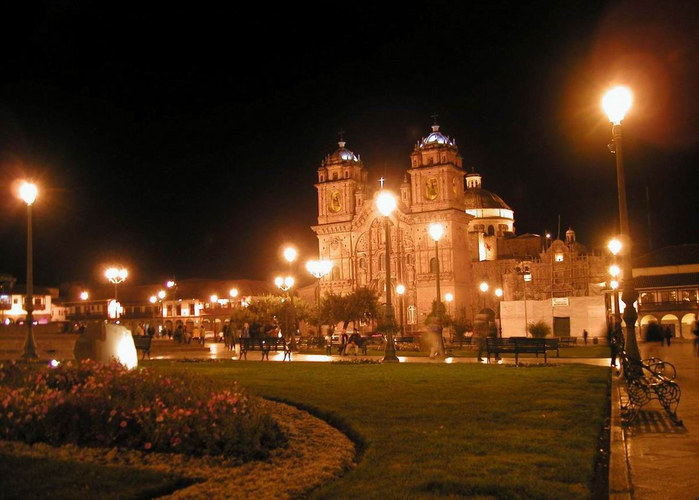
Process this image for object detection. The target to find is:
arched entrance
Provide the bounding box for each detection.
[660,314,680,337]
[640,315,658,338]
[681,313,697,338]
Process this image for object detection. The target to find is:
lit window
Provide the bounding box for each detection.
[555,254,564,262]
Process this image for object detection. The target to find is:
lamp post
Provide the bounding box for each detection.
[479,280,489,310]
[19,181,38,360]
[603,86,640,359]
[306,259,332,338]
[396,284,406,337]
[275,275,296,349]
[445,292,453,342]
[495,287,503,337]
[376,190,399,362]
[428,223,446,356]
[282,246,298,350]
[105,267,128,320]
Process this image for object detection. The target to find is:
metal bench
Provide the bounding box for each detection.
[485,337,548,365]
[617,347,682,426]
[238,337,287,361]
[132,335,152,360]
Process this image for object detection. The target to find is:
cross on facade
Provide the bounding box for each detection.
[431,113,439,125]
[379,177,385,188]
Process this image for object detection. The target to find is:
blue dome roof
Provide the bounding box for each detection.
[326,141,359,164]
[419,125,455,148]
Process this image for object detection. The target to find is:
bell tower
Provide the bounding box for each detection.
[315,138,368,224]
[408,120,465,214]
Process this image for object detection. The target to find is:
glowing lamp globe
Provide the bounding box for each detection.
[608,238,622,256]
[283,247,298,263]
[376,191,397,216]
[602,86,633,124]
[396,284,406,295]
[479,281,489,293]
[80,291,89,301]
[428,223,444,242]
[19,182,38,205]
[445,292,454,302]
[158,290,166,299]
[149,295,157,304]
[230,288,239,298]
[495,288,503,298]
[609,265,621,278]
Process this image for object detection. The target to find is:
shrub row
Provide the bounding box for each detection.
[0,360,286,460]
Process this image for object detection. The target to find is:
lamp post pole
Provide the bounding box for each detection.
[22,196,36,359]
[428,223,446,356]
[19,182,38,360]
[376,190,399,362]
[603,86,640,359]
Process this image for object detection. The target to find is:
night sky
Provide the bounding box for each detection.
[1,1,697,288]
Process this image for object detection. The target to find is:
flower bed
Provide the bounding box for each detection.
[0,360,286,461]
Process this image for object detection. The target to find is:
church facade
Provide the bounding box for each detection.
[311,123,521,330]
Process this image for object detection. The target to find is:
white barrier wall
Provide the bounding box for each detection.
[500,296,607,338]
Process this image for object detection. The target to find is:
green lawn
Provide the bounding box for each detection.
[299,345,611,359]
[152,360,609,499]
[0,452,195,500]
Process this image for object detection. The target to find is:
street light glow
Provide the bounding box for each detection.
[602,86,633,124]
[210,294,218,303]
[610,280,619,290]
[609,264,621,277]
[157,290,166,299]
[166,280,176,288]
[80,291,89,301]
[396,284,406,295]
[608,238,622,256]
[495,288,503,298]
[105,267,128,283]
[306,259,333,279]
[445,292,453,302]
[19,182,38,205]
[230,288,239,298]
[376,191,397,216]
[283,246,298,263]
[428,223,444,242]
[479,281,489,293]
[149,295,157,304]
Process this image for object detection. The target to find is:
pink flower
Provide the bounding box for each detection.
[120,420,127,428]
[144,442,152,450]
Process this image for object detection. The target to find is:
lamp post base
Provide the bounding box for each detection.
[382,333,400,363]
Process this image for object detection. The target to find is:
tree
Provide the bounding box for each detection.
[528,320,551,338]
[346,287,379,331]
[319,292,346,333]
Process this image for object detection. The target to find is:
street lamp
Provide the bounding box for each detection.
[274,275,296,349]
[428,222,446,356]
[603,86,640,359]
[396,284,406,337]
[479,280,489,310]
[80,291,89,301]
[376,190,399,362]
[105,267,128,302]
[494,287,503,337]
[282,246,298,349]
[608,239,623,328]
[444,292,453,342]
[18,181,38,359]
[306,259,332,338]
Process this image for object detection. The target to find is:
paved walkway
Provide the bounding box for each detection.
[618,339,699,500]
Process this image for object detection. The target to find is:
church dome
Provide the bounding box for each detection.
[463,188,512,210]
[324,140,359,165]
[418,124,456,148]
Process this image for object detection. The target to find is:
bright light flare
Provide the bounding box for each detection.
[445,292,454,302]
[80,291,89,301]
[306,259,333,278]
[283,246,298,263]
[479,281,489,293]
[376,191,397,216]
[18,181,38,205]
[49,359,60,368]
[230,288,239,298]
[608,238,622,256]
[396,284,406,295]
[495,288,503,298]
[610,280,619,290]
[158,290,166,299]
[428,223,444,242]
[609,265,621,277]
[149,295,157,304]
[210,294,218,303]
[602,86,633,124]
[166,280,176,288]
[105,267,128,283]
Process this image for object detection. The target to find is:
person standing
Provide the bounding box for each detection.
[339,329,348,355]
[665,326,672,346]
[583,329,588,345]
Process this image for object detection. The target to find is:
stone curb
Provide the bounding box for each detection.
[609,373,632,500]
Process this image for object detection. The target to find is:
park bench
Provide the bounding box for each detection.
[238,337,288,361]
[617,347,682,426]
[485,337,549,365]
[132,335,152,360]
[544,338,560,357]
[558,337,577,347]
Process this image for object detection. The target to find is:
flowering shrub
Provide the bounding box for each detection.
[0,360,286,460]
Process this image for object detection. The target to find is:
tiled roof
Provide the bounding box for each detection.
[634,273,699,289]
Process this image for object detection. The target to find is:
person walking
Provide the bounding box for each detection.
[664,326,672,346]
[346,330,361,356]
[693,320,699,356]
[339,329,348,355]
[583,329,588,345]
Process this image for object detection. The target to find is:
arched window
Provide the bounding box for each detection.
[430,257,439,273]
[359,257,366,269]
[332,172,338,180]
[488,225,495,236]
[344,170,350,178]
[320,174,325,182]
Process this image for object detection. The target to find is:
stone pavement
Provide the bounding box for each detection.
[612,339,699,500]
